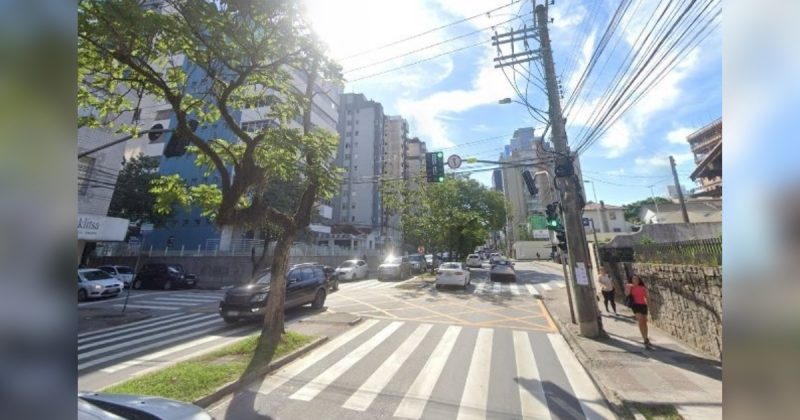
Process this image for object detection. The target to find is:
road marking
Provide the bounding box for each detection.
[343,323,433,411]
[290,321,403,401]
[548,334,616,420]
[77,291,173,307]
[541,283,552,291]
[78,316,220,360]
[525,284,540,297]
[78,313,200,351]
[77,321,227,371]
[493,283,502,293]
[101,325,256,373]
[152,297,219,304]
[256,319,379,396]
[112,303,183,311]
[78,313,187,340]
[78,313,209,348]
[456,328,493,420]
[394,325,462,419]
[513,331,551,419]
[509,284,521,295]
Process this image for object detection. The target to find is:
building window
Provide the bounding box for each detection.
[183,219,189,226]
[609,212,617,220]
[195,219,202,225]
[352,216,355,222]
[345,144,349,149]
[154,109,173,120]
[77,156,95,196]
[355,130,359,136]
[242,119,277,133]
[613,228,621,232]
[344,154,351,159]
[351,205,356,209]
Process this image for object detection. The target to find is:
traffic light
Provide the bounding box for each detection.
[425,151,445,182]
[556,231,567,251]
[545,203,563,231]
[163,119,198,158]
[521,170,538,196]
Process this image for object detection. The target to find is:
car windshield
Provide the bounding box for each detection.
[339,261,355,268]
[82,270,113,281]
[440,263,462,270]
[169,265,184,273]
[167,266,181,274]
[115,266,133,274]
[425,255,433,262]
[408,255,422,262]
[468,255,478,258]
[253,272,272,285]
[384,256,403,264]
[495,260,512,266]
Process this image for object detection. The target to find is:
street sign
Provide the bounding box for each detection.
[447,154,462,169]
[582,217,591,227]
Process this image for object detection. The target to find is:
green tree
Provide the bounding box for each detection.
[623,197,672,224]
[384,176,507,261]
[79,0,342,368]
[108,154,167,227]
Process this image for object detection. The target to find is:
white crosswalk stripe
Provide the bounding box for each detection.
[525,284,541,297]
[78,313,205,348]
[509,284,521,295]
[541,283,553,291]
[78,313,187,341]
[457,328,493,420]
[548,334,616,419]
[513,330,551,419]
[112,303,184,311]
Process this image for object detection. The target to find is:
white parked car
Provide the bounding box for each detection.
[435,262,471,289]
[97,265,134,288]
[489,253,502,264]
[465,254,482,268]
[78,269,124,302]
[336,259,368,280]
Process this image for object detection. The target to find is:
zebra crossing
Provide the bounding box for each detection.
[428,277,565,297]
[214,318,614,419]
[338,278,415,291]
[109,291,225,312]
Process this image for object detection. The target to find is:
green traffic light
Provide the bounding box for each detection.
[438,177,444,182]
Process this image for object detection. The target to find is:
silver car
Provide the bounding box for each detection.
[78,269,124,302]
[97,265,134,288]
[78,392,212,419]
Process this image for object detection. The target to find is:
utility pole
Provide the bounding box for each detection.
[535,4,601,337]
[669,155,690,223]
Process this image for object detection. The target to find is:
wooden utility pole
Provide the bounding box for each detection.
[669,155,690,223]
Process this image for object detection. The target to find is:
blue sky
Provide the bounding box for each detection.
[304,0,721,206]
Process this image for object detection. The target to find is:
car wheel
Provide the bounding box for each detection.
[435,284,441,290]
[132,279,143,289]
[163,280,173,290]
[78,289,87,302]
[311,289,326,309]
[222,316,238,324]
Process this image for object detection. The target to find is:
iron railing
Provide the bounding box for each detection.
[633,238,721,266]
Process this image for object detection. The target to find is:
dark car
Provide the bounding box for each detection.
[407,254,425,274]
[218,263,328,323]
[132,263,197,290]
[489,259,517,282]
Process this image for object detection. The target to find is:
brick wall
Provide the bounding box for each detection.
[607,262,722,359]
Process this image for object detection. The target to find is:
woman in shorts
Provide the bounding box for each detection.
[625,274,653,349]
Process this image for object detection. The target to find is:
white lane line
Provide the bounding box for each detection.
[152,297,218,304]
[343,323,434,411]
[557,283,565,289]
[77,322,227,371]
[256,319,379,396]
[78,313,187,340]
[101,325,256,373]
[77,291,173,307]
[79,313,217,351]
[525,284,541,297]
[540,283,552,291]
[290,321,403,401]
[509,284,521,295]
[394,326,462,419]
[78,316,220,360]
[492,283,502,293]
[342,281,379,291]
[78,313,202,345]
[112,303,181,311]
[456,328,494,420]
[513,331,551,419]
[548,334,616,420]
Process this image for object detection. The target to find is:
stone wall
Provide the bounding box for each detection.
[87,254,388,290]
[606,262,722,359]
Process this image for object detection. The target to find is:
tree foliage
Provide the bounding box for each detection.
[108,154,168,226]
[384,176,507,260]
[622,197,673,224]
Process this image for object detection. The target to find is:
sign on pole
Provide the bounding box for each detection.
[447,154,462,169]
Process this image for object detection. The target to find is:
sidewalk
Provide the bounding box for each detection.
[537,262,722,419]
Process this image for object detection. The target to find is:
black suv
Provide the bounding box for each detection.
[218,263,328,323]
[132,263,197,290]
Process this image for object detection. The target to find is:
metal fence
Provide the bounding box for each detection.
[632,238,721,266]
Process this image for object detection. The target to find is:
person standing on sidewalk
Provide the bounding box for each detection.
[598,268,617,314]
[625,274,653,349]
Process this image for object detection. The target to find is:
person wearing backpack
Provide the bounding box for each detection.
[625,274,653,349]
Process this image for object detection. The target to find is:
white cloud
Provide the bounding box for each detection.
[634,152,693,169]
[666,126,695,144]
[599,121,631,158]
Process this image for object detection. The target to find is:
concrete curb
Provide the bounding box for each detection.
[538,294,632,420]
[193,335,329,408]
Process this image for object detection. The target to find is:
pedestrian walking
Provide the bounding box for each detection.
[536,252,541,260]
[624,274,653,349]
[597,268,616,314]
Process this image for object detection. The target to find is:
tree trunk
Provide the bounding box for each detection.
[245,229,293,375]
[251,235,272,277]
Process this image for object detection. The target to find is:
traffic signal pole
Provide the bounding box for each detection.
[536,4,602,337]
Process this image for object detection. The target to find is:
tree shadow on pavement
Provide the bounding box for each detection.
[514,377,606,420]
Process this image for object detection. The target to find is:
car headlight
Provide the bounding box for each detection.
[251,293,268,302]
[92,284,103,290]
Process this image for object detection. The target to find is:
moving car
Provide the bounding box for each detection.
[78,392,212,420]
[435,262,470,289]
[465,254,482,268]
[97,265,134,288]
[78,269,124,302]
[489,253,503,264]
[335,259,368,280]
[218,263,328,323]
[132,263,196,290]
[377,255,411,280]
[489,259,517,282]
[407,254,425,273]
[424,254,434,269]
